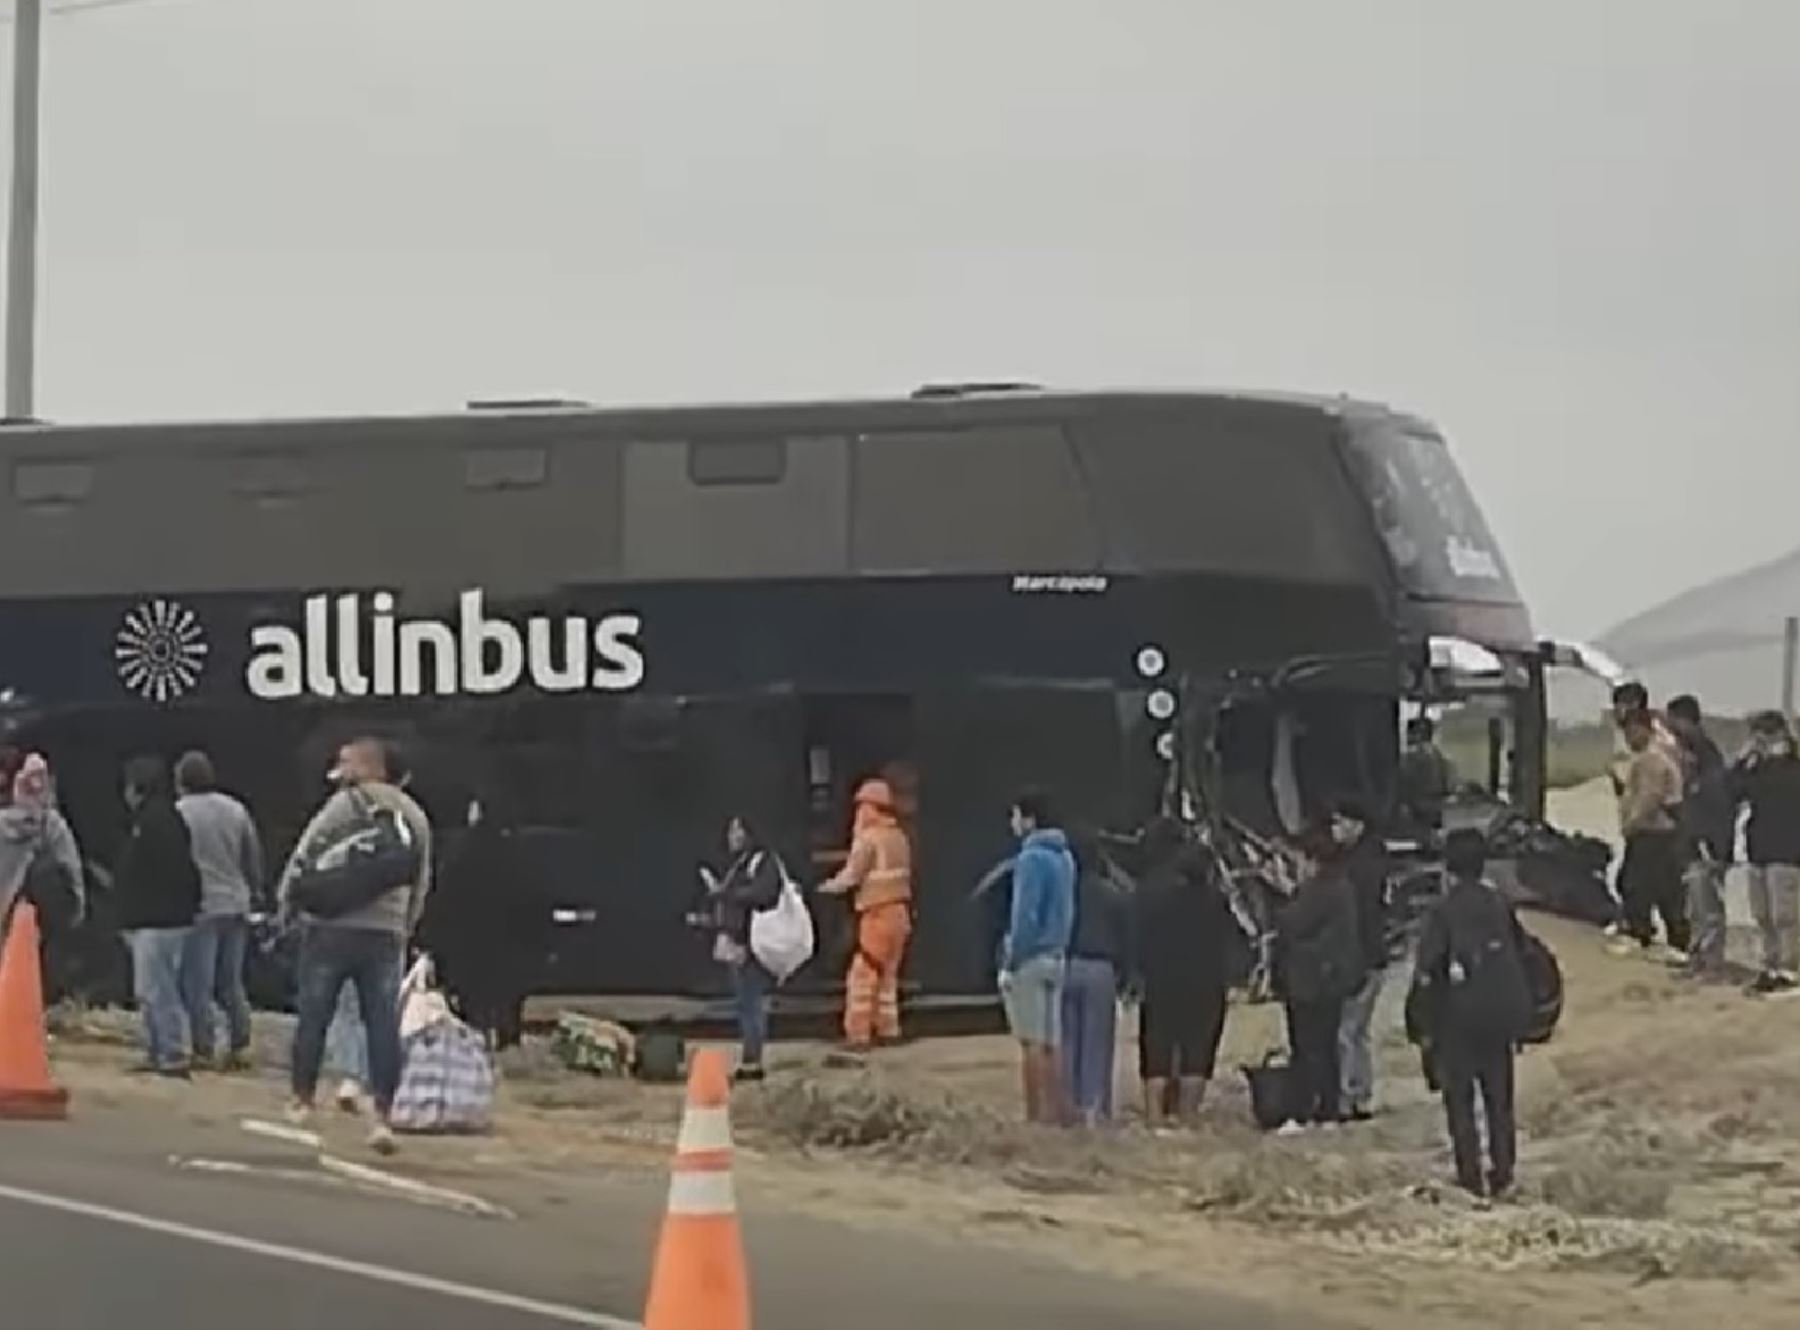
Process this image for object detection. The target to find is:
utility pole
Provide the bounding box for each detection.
[1782,614,1798,720]
[5,0,43,422]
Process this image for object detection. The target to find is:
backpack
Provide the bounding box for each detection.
[290,792,421,920]
[634,1026,687,1084]
[1440,891,1531,1043]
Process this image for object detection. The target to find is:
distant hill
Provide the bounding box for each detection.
[1597,545,1800,715]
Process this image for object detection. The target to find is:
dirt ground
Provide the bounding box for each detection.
[44,781,1800,1329]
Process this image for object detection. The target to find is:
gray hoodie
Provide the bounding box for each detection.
[177,791,264,918]
[0,805,85,929]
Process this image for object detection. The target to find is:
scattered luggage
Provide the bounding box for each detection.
[389,955,496,1135]
[1243,1053,1296,1131]
[1519,929,1565,1045]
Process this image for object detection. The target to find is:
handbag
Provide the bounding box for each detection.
[399,953,454,1040]
[290,792,421,920]
[748,853,815,984]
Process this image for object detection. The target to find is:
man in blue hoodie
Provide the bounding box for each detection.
[1000,789,1076,1124]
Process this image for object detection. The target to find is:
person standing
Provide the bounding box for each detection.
[1664,697,1733,980]
[819,779,913,1051]
[279,737,433,1151]
[689,815,783,1081]
[1334,800,1390,1121]
[174,752,264,1071]
[115,756,203,1078]
[0,751,85,940]
[1396,718,1455,838]
[1730,711,1800,996]
[1408,829,1529,1199]
[423,791,546,1050]
[999,790,1076,1125]
[1132,817,1234,1126]
[1614,709,1689,961]
[1274,822,1364,1130]
[1059,826,1134,1126]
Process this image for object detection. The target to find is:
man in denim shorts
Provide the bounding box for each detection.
[999,790,1076,1124]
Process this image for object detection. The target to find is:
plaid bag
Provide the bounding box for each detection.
[389,1018,495,1135]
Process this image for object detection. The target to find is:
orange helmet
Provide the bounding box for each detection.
[852,778,896,813]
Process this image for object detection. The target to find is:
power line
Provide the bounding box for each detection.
[3,0,196,21]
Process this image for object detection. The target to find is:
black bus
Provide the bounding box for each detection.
[0,385,1538,998]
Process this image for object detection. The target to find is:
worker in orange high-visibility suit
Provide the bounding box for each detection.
[819,779,914,1049]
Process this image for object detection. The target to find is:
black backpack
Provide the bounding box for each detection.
[290,793,422,920]
[1441,893,1532,1043]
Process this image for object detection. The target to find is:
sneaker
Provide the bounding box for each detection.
[1487,1172,1515,1200]
[1605,938,1639,958]
[1275,1120,1308,1138]
[284,1100,314,1128]
[1767,973,1800,997]
[219,1049,254,1074]
[732,1065,766,1085]
[366,1122,398,1156]
[335,1079,365,1114]
[1603,922,1623,938]
[1649,944,1689,967]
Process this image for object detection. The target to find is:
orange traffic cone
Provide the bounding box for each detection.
[0,902,69,1120]
[643,1046,749,1330]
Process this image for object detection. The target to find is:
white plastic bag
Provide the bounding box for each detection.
[749,859,815,984]
[399,952,453,1040]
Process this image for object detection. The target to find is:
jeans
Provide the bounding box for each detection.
[729,958,771,1068]
[1746,863,1800,975]
[327,982,370,1085]
[1684,858,1728,972]
[1060,956,1119,1122]
[128,927,193,1070]
[182,915,253,1059]
[291,926,404,1113]
[1337,969,1383,1115]
[1438,1038,1516,1193]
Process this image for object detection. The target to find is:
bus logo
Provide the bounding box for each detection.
[115,599,210,703]
[244,590,645,701]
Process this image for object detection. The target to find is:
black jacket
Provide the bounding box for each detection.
[693,848,782,946]
[1677,730,1735,861]
[1732,750,1800,867]
[1410,876,1530,1046]
[113,797,201,931]
[1069,862,1135,970]
[1135,845,1232,993]
[1275,864,1364,1005]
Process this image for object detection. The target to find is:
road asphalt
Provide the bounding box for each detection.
[0,1097,1341,1330]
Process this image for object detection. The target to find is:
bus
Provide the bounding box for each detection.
[0,385,1546,998]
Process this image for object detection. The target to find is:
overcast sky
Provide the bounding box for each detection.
[5,0,1796,637]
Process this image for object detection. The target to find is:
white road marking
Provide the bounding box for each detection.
[318,1154,516,1219]
[0,1181,639,1328]
[240,1117,323,1150]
